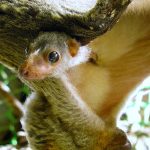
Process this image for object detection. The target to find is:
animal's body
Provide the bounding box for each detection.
[68,0,150,125]
[19,0,150,149]
[19,32,130,150]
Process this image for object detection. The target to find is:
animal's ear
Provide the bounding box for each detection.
[67,39,80,57]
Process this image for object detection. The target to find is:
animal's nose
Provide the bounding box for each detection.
[19,67,29,78]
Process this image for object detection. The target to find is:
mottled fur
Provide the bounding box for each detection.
[21,31,130,150]
[21,33,109,150]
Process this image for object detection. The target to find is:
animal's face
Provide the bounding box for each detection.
[19,49,61,80]
[19,32,80,80]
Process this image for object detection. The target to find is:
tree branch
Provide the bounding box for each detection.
[0,82,23,118]
[0,0,132,69]
[0,0,131,47]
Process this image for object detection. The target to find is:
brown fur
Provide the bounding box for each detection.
[68,0,150,125]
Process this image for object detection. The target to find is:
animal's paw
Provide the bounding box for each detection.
[105,128,131,150]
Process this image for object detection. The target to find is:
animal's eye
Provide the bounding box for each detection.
[48,51,60,63]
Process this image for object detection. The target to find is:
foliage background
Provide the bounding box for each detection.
[0,64,149,150]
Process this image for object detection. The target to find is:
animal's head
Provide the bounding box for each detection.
[19,32,90,80]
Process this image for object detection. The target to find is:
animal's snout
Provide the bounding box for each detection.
[19,67,29,78]
[19,60,33,79]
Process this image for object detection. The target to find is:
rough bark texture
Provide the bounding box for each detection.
[0,0,132,149]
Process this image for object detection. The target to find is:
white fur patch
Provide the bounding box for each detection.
[69,46,91,68]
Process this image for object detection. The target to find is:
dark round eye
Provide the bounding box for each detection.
[48,51,60,63]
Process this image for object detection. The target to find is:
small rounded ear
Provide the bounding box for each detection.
[67,39,80,57]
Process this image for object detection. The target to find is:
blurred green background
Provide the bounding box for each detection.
[0,64,149,150]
